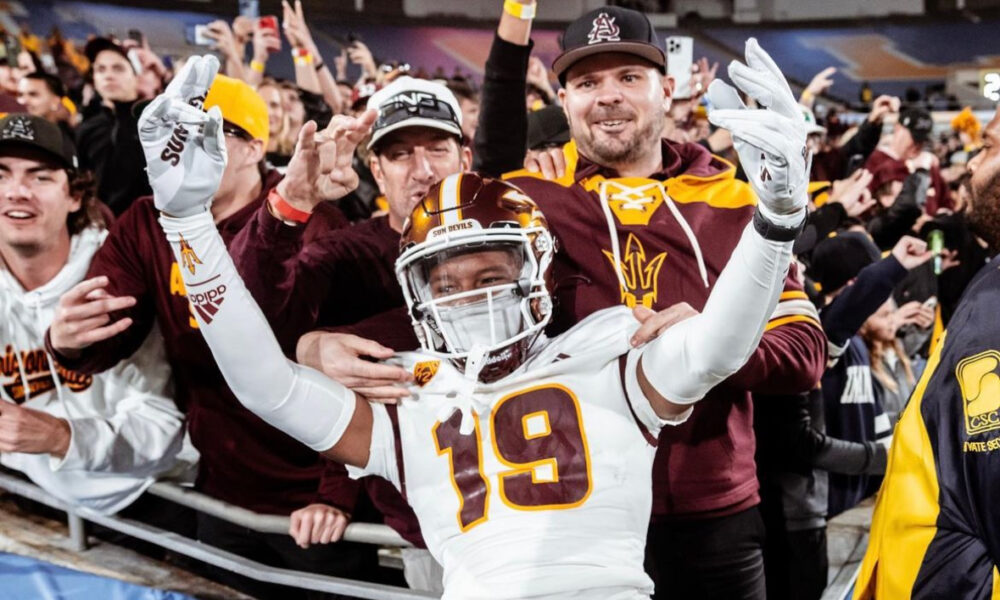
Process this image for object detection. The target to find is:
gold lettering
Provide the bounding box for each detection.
[168,262,199,329]
[169,262,187,296]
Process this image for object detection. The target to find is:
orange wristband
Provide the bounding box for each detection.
[268,188,312,223]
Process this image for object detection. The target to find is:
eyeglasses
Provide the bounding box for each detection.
[374,93,459,133]
[222,124,252,141]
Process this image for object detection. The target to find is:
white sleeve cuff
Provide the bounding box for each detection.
[623,351,693,436]
[50,418,98,472]
[346,403,400,490]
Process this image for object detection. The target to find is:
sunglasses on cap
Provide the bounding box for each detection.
[374,93,459,132]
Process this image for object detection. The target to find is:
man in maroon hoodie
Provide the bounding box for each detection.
[864,107,953,214]
[44,71,370,599]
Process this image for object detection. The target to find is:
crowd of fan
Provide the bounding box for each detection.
[0,3,992,599]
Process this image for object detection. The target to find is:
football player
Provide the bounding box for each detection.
[142,52,808,599]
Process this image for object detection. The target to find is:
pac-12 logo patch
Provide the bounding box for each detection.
[414,360,440,387]
[958,350,1000,436]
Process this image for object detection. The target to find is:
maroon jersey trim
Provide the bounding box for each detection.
[618,355,659,447]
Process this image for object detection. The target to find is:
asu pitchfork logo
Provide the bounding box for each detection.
[603,233,667,309]
[178,234,202,275]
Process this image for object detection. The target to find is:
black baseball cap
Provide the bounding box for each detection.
[552,6,665,84]
[0,114,78,170]
[808,231,881,293]
[527,105,570,150]
[899,108,933,144]
[84,37,135,73]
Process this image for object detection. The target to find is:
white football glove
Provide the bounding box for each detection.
[707,39,809,226]
[138,55,227,218]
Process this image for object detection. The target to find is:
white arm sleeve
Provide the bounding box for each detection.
[158,212,357,454]
[640,223,791,404]
[346,403,401,490]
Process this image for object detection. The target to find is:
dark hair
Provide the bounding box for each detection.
[24,71,66,97]
[66,169,105,235]
[20,49,44,74]
[446,78,479,103]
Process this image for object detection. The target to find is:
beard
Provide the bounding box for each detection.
[569,105,665,168]
[968,169,1000,250]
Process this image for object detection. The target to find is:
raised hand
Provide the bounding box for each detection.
[346,41,377,78]
[868,95,900,123]
[690,57,719,99]
[804,66,836,100]
[204,20,241,63]
[707,39,809,225]
[49,276,135,355]
[890,235,934,271]
[829,168,877,217]
[137,55,227,217]
[282,0,318,56]
[276,109,377,212]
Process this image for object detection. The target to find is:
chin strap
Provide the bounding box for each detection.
[434,344,490,436]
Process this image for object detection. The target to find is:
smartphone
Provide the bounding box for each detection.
[258,16,281,53]
[128,29,143,44]
[922,296,938,311]
[238,0,259,19]
[127,48,144,75]
[185,24,214,47]
[259,16,279,34]
[666,36,694,99]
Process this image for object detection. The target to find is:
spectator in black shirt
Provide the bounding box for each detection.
[75,38,150,214]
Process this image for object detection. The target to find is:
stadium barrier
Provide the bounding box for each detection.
[0,470,434,600]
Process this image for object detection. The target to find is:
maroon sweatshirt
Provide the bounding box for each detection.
[46,171,360,515]
[505,139,827,518]
[228,206,403,333]
[230,204,425,546]
[864,148,953,214]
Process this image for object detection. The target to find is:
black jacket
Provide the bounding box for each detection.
[76,99,151,215]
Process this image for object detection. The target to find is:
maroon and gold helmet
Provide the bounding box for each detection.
[396,172,555,383]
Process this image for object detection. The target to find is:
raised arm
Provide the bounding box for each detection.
[637,39,810,419]
[137,55,374,467]
[473,0,535,175]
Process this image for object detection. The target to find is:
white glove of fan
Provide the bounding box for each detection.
[707,39,809,226]
[138,55,227,218]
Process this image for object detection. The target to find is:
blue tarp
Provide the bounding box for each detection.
[0,551,195,600]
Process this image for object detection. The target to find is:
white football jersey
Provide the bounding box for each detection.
[351,307,690,600]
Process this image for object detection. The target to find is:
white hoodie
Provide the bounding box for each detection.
[0,227,194,514]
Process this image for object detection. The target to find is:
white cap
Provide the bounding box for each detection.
[801,106,827,135]
[366,76,463,151]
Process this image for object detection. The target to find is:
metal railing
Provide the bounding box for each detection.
[0,471,435,600]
